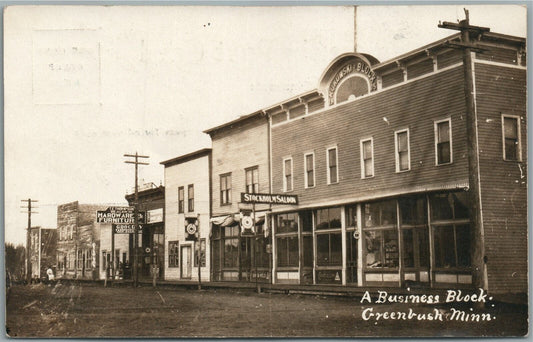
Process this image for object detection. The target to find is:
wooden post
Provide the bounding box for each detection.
[438,10,490,290]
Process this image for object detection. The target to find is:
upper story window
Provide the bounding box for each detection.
[304,153,315,188]
[220,173,232,205]
[245,166,259,193]
[502,115,521,161]
[327,147,338,184]
[435,118,452,165]
[360,138,374,178]
[178,186,184,213]
[395,129,410,172]
[187,184,194,212]
[283,157,293,192]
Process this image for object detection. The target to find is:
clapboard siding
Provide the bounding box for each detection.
[476,47,519,65]
[407,58,434,79]
[437,49,462,69]
[289,104,306,119]
[272,66,468,207]
[381,69,404,88]
[211,115,270,216]
[474,62,527,294]
[308,98,325,114]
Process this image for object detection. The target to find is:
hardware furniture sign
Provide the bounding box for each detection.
[96,207,146,225]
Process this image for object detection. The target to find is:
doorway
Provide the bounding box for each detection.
[181,245,192,279]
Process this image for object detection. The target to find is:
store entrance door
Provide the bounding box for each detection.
[181,245,192,279]
[346,232,358,284]
[401,227,430,285]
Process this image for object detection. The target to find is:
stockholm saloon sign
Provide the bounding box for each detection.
[241,192,298,205]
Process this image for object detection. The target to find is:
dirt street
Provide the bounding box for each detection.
[5,283,528,338]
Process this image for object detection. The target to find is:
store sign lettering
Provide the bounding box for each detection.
[329,61,377,105]
[241,192,298,205]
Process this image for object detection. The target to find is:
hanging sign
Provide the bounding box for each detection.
[114,224,143,234]
[185,218,198,241]
[240,211,255,235]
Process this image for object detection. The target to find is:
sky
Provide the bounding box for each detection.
[4,4,527,246]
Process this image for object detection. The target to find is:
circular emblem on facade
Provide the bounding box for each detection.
[241,216,254,230]
[186,223,197,235]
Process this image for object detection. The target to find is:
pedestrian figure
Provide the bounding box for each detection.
[46,266,54,285]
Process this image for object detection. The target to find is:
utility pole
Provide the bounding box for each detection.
[124,152,149,287]
[438,9,490,290]
[21,199,38,284]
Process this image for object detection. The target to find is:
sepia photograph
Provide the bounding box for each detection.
[3,3,528,338]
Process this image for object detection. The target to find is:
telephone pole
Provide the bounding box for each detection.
[438,9,490,290]
[124,152,149,287]
[21,198,38,284]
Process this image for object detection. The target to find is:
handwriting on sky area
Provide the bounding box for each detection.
[359,289,496,322]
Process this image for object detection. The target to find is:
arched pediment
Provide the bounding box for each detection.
[318,53,380,107]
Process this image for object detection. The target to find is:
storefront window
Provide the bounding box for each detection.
[168,241,179,267]
[346,205,358,228]
[363,200,396,228]
[276,213,298,233]
[364,229,398,268]
[300,211,313,232]
[194,239,206,267]
[431,191,471,269]
[276,236,298,267]
[399,196,427,225]
[224,239,238,268]
[316,207,341,230]
[316,233,342,266]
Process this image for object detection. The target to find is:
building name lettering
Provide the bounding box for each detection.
[328,61,377,105]
[241,192,298,205]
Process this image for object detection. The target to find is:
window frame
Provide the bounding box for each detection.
[178,186,184,213]
[394,128,411,172]
[220,173,232,206]
[304,152,315,188]
[501,114,522,162]
[434,118,453,166]
[187,184,194,212]
[360,137,374,179]
[326,146,339,184]
[245,166,259,193]
[168,240,179,268]
[283,157,293,192]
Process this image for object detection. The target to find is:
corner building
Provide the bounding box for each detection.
[266,32,526,294]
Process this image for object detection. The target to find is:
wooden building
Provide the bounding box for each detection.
[56,201,108,280]
[202,30,526,295]
[125,183,165,280]
[29,226,57,280]
[161,149,211,282]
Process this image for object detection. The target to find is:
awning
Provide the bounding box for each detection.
[210,215,237,227]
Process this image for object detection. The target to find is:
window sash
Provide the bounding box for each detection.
[178,187,184,213]
[283,158,293,191]
[503,116,520,161]
[220,174,231,205]
[245,167,259,193]
[327,148,338,183]
[361,139,373,177]
[435,119,452,165]
[188,185,194,212]
[305,154,314,187]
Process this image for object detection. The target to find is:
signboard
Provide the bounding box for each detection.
[147,208,163,224]
[241,192,298,205]
[96,207,146,225]
[113,224,143,234]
